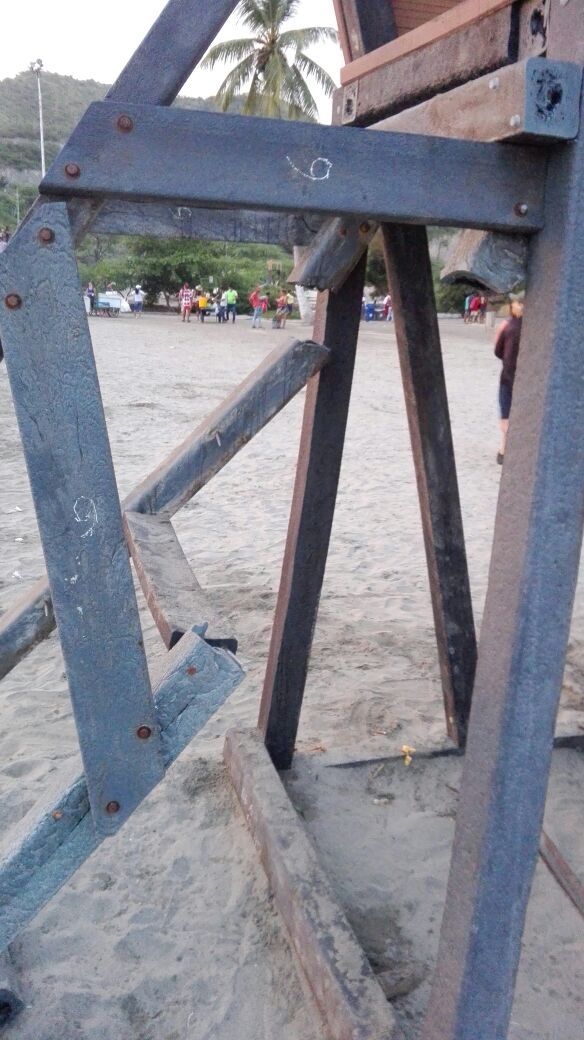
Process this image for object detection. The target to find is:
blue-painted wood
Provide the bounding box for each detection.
[41,103,546,234]
[0,628,243,952]
[0,203,163,836]
[106,0,240,105]
[422,89,584,1040]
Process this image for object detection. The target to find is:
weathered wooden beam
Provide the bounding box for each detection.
[0,339,329,681]
[87,200,321,245]
[341,0,515,85]
[0,629,243,953]
[297,58,574,292]
[225,728,402,1040]
[125,338,330,516]
[41,103,546,233]
[0,202,164,837]
[334,0,546,127]
[440,228,528,292]
[374,59,582,144]
[258,256,367,771]
[105,0,240,106]
[382,225,477,746]
[332,0,397,61]
[422,89,584,1040]
[0,578,54,681]
[124,511,237,653]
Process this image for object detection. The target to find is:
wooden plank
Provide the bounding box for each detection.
[0,578,54,681]
[42,103,546,233]
[332,0,397,60]
[440,228,528,292]
[334,0,546,127]
[88,201,321,245]
[0,339,330,680]
[0,203,164,836]
[125,338,330,516]
[340,0,515,85]
[422,88,584,1040]
[539,830,584,920]
[382,225,477,745]
[124,511,237,653]
[374,59,583,143]
[108,0,240,106]
[225,728,402,1040]
[0,630,243,953]
[258,255,367,771]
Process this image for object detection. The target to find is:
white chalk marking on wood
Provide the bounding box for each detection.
[286,156,333,181]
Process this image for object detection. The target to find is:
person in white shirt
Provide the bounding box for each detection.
[131,285,145,317]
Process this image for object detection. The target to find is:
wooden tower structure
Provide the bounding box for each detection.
[0,0,583,1036]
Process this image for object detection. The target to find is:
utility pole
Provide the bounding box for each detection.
[29,59,46,178]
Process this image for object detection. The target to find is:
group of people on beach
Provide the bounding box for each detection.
[178,284,239,324]
[464,291,487,323]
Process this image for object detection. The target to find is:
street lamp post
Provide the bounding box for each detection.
[29,59,46,179]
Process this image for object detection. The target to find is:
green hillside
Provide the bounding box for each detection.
[0,68,231,216]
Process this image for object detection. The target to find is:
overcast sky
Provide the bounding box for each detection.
[1,1,342,120]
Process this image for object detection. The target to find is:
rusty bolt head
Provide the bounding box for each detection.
[38,227,55,244]
[4,293,22,310]
[360,221,372,234]
[136,725,152,740]
[65,162,81,179]
[514,202,529,217]
[186,666,197,676]
[338,226,348,237]
[117,114,134,133]
[105,800,120,815]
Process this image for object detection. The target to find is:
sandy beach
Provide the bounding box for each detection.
[1,311,583,1039]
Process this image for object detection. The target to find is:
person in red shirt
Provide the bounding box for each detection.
[494,293,524,464]
[249,286,262,328]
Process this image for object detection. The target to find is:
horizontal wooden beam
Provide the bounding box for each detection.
[334,0,546,127]
[225,728,402,1040]
[124,511,237,653]
[341,0,515,85]
[0,630,243,953]
[41,103,546,233]
[375,59,582,144]
[88,200,321,245]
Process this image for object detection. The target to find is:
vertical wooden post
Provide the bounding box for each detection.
[381,225,476,744]
[258,256,367,770]
[336,0,477,745]
[422,91,584,1040]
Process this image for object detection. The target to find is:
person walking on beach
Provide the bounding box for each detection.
[226,287,238,322]
[274,289,288,328]
[383,292,393,321]
[179,283,194,322]
[86,281,96,314]
[131,285,145,317]
[494,293,524,465]
[249,286,262,328]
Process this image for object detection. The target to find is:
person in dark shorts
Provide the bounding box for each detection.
[494,293,524,464]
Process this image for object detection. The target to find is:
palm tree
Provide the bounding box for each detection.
[201,0,339,121]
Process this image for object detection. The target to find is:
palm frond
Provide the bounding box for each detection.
[279,26,339,50]
[201,38,257,71]
[281,64,319,121]
[214,54,257,111]
[293,51,337,96]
